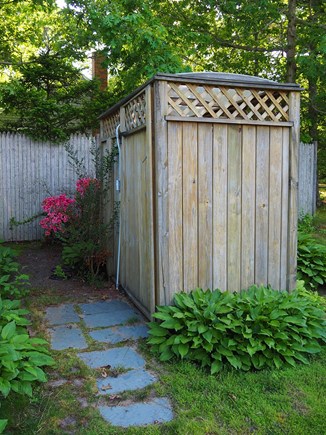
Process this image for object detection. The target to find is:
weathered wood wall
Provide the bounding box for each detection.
[157,121,291,304]
[0,133,95,241]
[298,142,317,216]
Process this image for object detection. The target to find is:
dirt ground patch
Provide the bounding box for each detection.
[16,241,121,304]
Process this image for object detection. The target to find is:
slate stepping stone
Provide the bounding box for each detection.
[49,325,88,351]
[45,304,80,326]
[77,347,145,370]
[82,309,140,329]
[98,398,173,427]
[97,369,157,395]
[79,300,133,315]
[89,324,149,344]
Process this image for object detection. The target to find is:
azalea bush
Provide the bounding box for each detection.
[40,194,76,236]
[148,287,326,374]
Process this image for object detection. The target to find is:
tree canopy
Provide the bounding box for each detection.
[0,0,325,154]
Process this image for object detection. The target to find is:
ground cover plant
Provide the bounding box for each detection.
[0,243,29,299]
[148,287,326,374]
[0,243,54,433]
[297,214,326,290]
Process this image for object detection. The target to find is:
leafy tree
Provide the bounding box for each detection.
[0,0,109,141]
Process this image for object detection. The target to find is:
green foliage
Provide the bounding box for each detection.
[0,295,55,429]
[298,213,315,234]
[296,279,326,310]
[148,287,326,374]
[0,49,109,142]
[0,243,29,299]
[297,218,326,290]
[59,145,118,281]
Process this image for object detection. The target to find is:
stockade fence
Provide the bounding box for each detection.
[0,133,96,241]
[0,133,318,243]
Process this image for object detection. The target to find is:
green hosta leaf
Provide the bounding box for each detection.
[159,348,174,361]
[148,336,167,345]
[0,419,8,434]
[211,359,223,374]
[29,337,49,346]
[148,323,168,337]
[160,319,183,330]
[0,379,11,397]
[25,366,47,382]
[264,338,275,348]
[273,355,283,369]
[301,343,322,354]
[27,352,55,366]
[226,354,242,369]
[198,324,208,334]
[12,334,30,345]
[178,343,189,358]
[283,316,306,326]
[153,311,174,321]
[20,381,33,397]
[1,321,16,340]
[203,330,213,343]
[293,353,309,364]
[284,355,296,367]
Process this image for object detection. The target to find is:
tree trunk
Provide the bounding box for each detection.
[286,0,297,83]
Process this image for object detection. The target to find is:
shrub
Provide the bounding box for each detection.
[148,287,326,374]
[0,296,55,432]
[297,231,326,290]
[0,243,29,299]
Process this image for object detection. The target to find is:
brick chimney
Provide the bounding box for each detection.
[92,51,108,91]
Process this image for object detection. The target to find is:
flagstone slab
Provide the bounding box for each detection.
[98,398,173,427]
[97,369,157,395]
[82,309,140,328]
[89,324,149,344]
[79,300,133,315]
[45,304,80,326]
[49,325,88,351]
[77,347,145,370]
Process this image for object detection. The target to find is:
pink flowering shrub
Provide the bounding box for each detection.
[40,194,75,236]
[76,178,100,196]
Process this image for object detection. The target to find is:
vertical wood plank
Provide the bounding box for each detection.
[198,123,213,290]
[241,125,256,289]
[212,124,228,291]
[154,81,169,305]
[255,126,270,286]
[268,127,283,289]
[227,125,242,292]
[280,128,290,289]
[182,122,198,291]
[145,85,155,315]
[288,92,300,290]
[167,122,184,294]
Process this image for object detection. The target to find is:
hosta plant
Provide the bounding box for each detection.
[148,287,326,374]
[0,296,55,432]
[297,231,326,290]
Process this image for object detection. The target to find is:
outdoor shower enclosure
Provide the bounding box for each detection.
[99,72,301,319]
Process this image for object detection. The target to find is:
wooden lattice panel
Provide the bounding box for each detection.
[167,83,289,122]
[124,92,146,131]
[102,110,120,138]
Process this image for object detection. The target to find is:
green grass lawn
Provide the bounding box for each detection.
[2,338,326,434]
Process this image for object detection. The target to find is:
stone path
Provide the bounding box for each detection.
[45,299,173,428]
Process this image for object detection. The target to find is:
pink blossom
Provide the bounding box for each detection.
[40,194,75,235]
[76,178,100,196]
